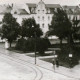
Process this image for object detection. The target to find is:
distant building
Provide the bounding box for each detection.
[62,6,80,21]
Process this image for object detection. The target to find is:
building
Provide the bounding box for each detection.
[0,0,80,34]
[62,6,80,21]
[0,0,62,34]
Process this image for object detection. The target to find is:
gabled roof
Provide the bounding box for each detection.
[46,4,61,8]
[12,4,30,14]
[17,9,29,15]
[27,3,36,7]
[0,5,12,14]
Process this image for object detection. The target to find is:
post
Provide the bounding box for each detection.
[53,51,56,71]
[69,54,73,68]
[34,32,36,64]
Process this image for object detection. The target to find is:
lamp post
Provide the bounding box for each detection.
[32,25,37,64]
[69,54,73,68]
[34,31,37,64]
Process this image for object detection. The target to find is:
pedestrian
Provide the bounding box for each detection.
[56,59,59,67]
[52,59,55,71]
[52,59,55,65]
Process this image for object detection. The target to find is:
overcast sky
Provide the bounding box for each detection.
[0,0,80,6]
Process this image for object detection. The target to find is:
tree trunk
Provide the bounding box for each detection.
[67,34,74,54]
[10,42,12,48]
[60,39,62,50]
[67,34,74,47]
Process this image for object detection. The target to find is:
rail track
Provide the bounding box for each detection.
[0,46,43,80]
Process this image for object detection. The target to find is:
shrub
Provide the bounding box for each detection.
[15,37,51,55]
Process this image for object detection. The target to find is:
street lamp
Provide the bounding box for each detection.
[32,25,37,64]
[34,31,37,64]
[69,54,73,68]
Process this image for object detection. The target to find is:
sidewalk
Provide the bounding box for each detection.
[10,52,80,80]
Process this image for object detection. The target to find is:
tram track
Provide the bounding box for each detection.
[0,47,43,80]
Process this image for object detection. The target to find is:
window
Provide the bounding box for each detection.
[42,10,44,13]
[48,16,50,20]
[31,8,34,13]
[42,23,44,28]
[42,16,44,21]
[38,16,40,21]
[69,16,71,20]
[14,11,17,14]
[47,8,50,13]
[38,10,40,13]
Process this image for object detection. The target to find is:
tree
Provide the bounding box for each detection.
[72,17,80,40]
[20,18,43,38]
[1,13,20,47]
[49,8,72,47]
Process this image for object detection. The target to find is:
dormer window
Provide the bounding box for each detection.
[14,11,17,14]
[48,9,50,13]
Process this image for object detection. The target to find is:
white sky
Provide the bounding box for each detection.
[0,0,80,6]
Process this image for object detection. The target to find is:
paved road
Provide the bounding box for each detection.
[0,43,76,80]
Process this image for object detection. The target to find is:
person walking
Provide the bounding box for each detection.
[52,59,55,71]
[56,59,59,68]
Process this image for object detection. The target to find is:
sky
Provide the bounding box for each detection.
[0,0,80,6]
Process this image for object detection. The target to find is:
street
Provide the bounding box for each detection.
[0,43,77,80]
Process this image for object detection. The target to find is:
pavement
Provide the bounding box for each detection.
[14,52,80,80]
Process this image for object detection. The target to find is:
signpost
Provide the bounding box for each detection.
[69,54,73,68]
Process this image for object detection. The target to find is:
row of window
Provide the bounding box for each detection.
[38,16,50,21]
[41,23,49,28]
[38,10,45,13]
[68,15,80,20]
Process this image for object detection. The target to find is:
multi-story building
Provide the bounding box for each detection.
[0,0,62,34]
[0,0,80,34]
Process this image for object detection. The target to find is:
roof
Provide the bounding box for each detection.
[46,4,61,8]
[63,6,79,9]
[17,9,29,15]
[63,5,80,15]
[27,3,36,7]
[73,9,80,15]
[12,4,30,14]
[65,9,73,14]
[0,5,12,14]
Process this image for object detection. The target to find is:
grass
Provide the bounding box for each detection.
[7,42,80,68]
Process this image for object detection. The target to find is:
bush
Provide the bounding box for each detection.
[58,45,79,68]
[15,38,27,52]
[16,37,51,55]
